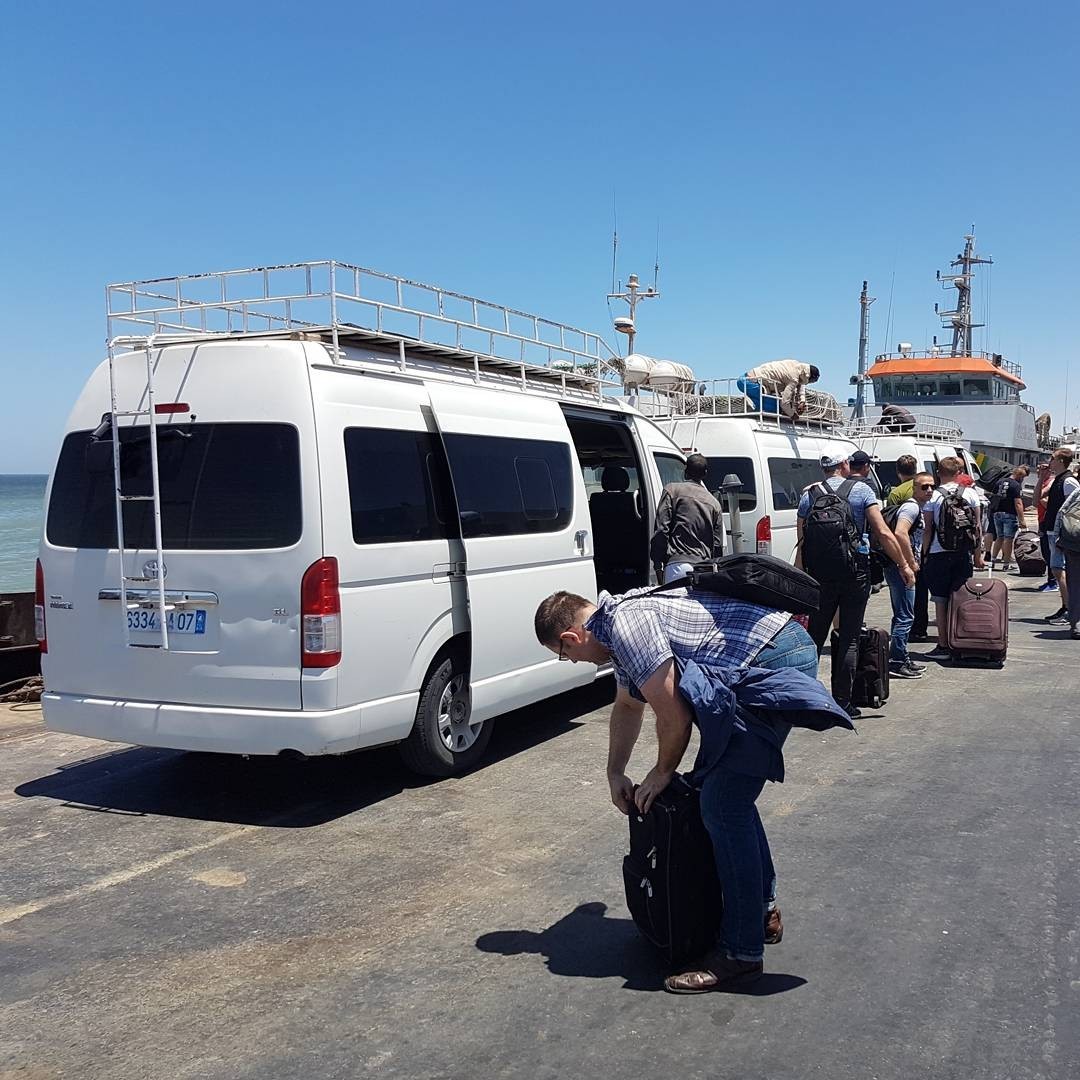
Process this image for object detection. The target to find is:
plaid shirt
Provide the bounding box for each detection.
[585,586,790,701]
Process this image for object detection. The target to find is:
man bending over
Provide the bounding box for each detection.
[534,585,839,994]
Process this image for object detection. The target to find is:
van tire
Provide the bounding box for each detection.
[399,656,492,777]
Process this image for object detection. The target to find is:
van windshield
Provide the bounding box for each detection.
[47,423,302,550]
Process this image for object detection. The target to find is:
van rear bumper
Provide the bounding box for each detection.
[41,690,419,757]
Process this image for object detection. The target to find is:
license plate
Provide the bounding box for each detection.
[127,608,206,634]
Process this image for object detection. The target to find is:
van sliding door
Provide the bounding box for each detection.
[426,384,597,722]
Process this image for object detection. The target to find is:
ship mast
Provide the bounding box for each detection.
[854,279,876,422]
[936,232,992,356]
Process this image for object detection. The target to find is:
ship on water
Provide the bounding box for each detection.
[864,234,1052,469]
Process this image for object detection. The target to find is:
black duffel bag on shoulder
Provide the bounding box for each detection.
[651,553,820,615]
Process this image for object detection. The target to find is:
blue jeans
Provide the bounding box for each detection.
[699,620,819,962]
[737,377,779,414]
[663,560,694,584]
[993,512,1019,540]
[884,563,914,664]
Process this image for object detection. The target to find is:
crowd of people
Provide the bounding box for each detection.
[530,446,1080,996]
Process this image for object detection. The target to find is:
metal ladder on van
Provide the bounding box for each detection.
[107,335,171,650]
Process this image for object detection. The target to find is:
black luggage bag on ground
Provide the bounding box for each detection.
[622,775,723,966]
[1013,529,1046,576]
[831,626,891,709]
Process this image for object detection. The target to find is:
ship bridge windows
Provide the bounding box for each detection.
[876,373,1008,402]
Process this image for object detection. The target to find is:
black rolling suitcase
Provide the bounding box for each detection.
[832,626,891,708]
[622,774,723,965]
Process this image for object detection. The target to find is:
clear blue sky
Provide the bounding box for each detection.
[3,1,1077,473]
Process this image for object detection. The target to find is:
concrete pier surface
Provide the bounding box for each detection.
[2,576,1077,1080]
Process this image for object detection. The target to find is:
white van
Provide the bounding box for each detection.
[649,386,870,564]
[36,262,684,775]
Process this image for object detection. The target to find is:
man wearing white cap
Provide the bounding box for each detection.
[797,452,913,718]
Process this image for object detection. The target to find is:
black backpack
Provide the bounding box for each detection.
[935,485,979,552]
[869,502,904,566]
[802,479,862,582]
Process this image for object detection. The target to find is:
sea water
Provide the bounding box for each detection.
[0,476,48,592]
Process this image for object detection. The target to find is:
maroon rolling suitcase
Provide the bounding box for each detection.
[948,576,1008,666]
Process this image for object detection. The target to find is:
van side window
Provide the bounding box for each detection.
[515,458,558,521]
[344,428,456,544]
[704,456,757,510]
[653,453,685,488]
[766,457,819,511]
[442,435,573,537]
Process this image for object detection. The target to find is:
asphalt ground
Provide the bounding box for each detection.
[1,574,1078,1080]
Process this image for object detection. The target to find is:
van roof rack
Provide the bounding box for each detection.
[634,379,846,432]
[106,260,625,401]
[845,410,964,442]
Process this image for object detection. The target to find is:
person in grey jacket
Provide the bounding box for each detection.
[650,454,725,583]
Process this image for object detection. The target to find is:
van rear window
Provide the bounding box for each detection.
[47,423,302,550]
[875,460,899,493]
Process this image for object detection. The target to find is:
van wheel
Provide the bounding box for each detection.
[399,656,492,777]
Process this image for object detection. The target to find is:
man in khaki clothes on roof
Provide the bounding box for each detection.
[740,360,821,419]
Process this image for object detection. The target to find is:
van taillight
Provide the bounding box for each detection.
[756,515,772,555]
[301,557,341,668]
[35,558,47,654]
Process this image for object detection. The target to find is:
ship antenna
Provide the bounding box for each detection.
[653,220,661,294]
[611,191,619,294]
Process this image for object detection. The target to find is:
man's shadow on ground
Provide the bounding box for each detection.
[476,901,807,995]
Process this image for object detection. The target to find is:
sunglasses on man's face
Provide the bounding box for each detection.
[917,483,934,490]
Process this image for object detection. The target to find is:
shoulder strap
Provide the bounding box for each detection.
[837,478,858,501]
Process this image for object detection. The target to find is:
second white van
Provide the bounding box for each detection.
[654,395,872,564]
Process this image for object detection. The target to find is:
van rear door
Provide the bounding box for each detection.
[41,343,321,710]
[426,384,597,722]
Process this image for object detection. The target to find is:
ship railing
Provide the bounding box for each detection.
[846,410,964,441]
[105,260,625,399]
[633,378,846,431]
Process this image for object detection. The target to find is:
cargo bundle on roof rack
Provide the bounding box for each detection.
[632,376,846,431]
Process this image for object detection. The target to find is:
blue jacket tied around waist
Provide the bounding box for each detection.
[678,660,855,784]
